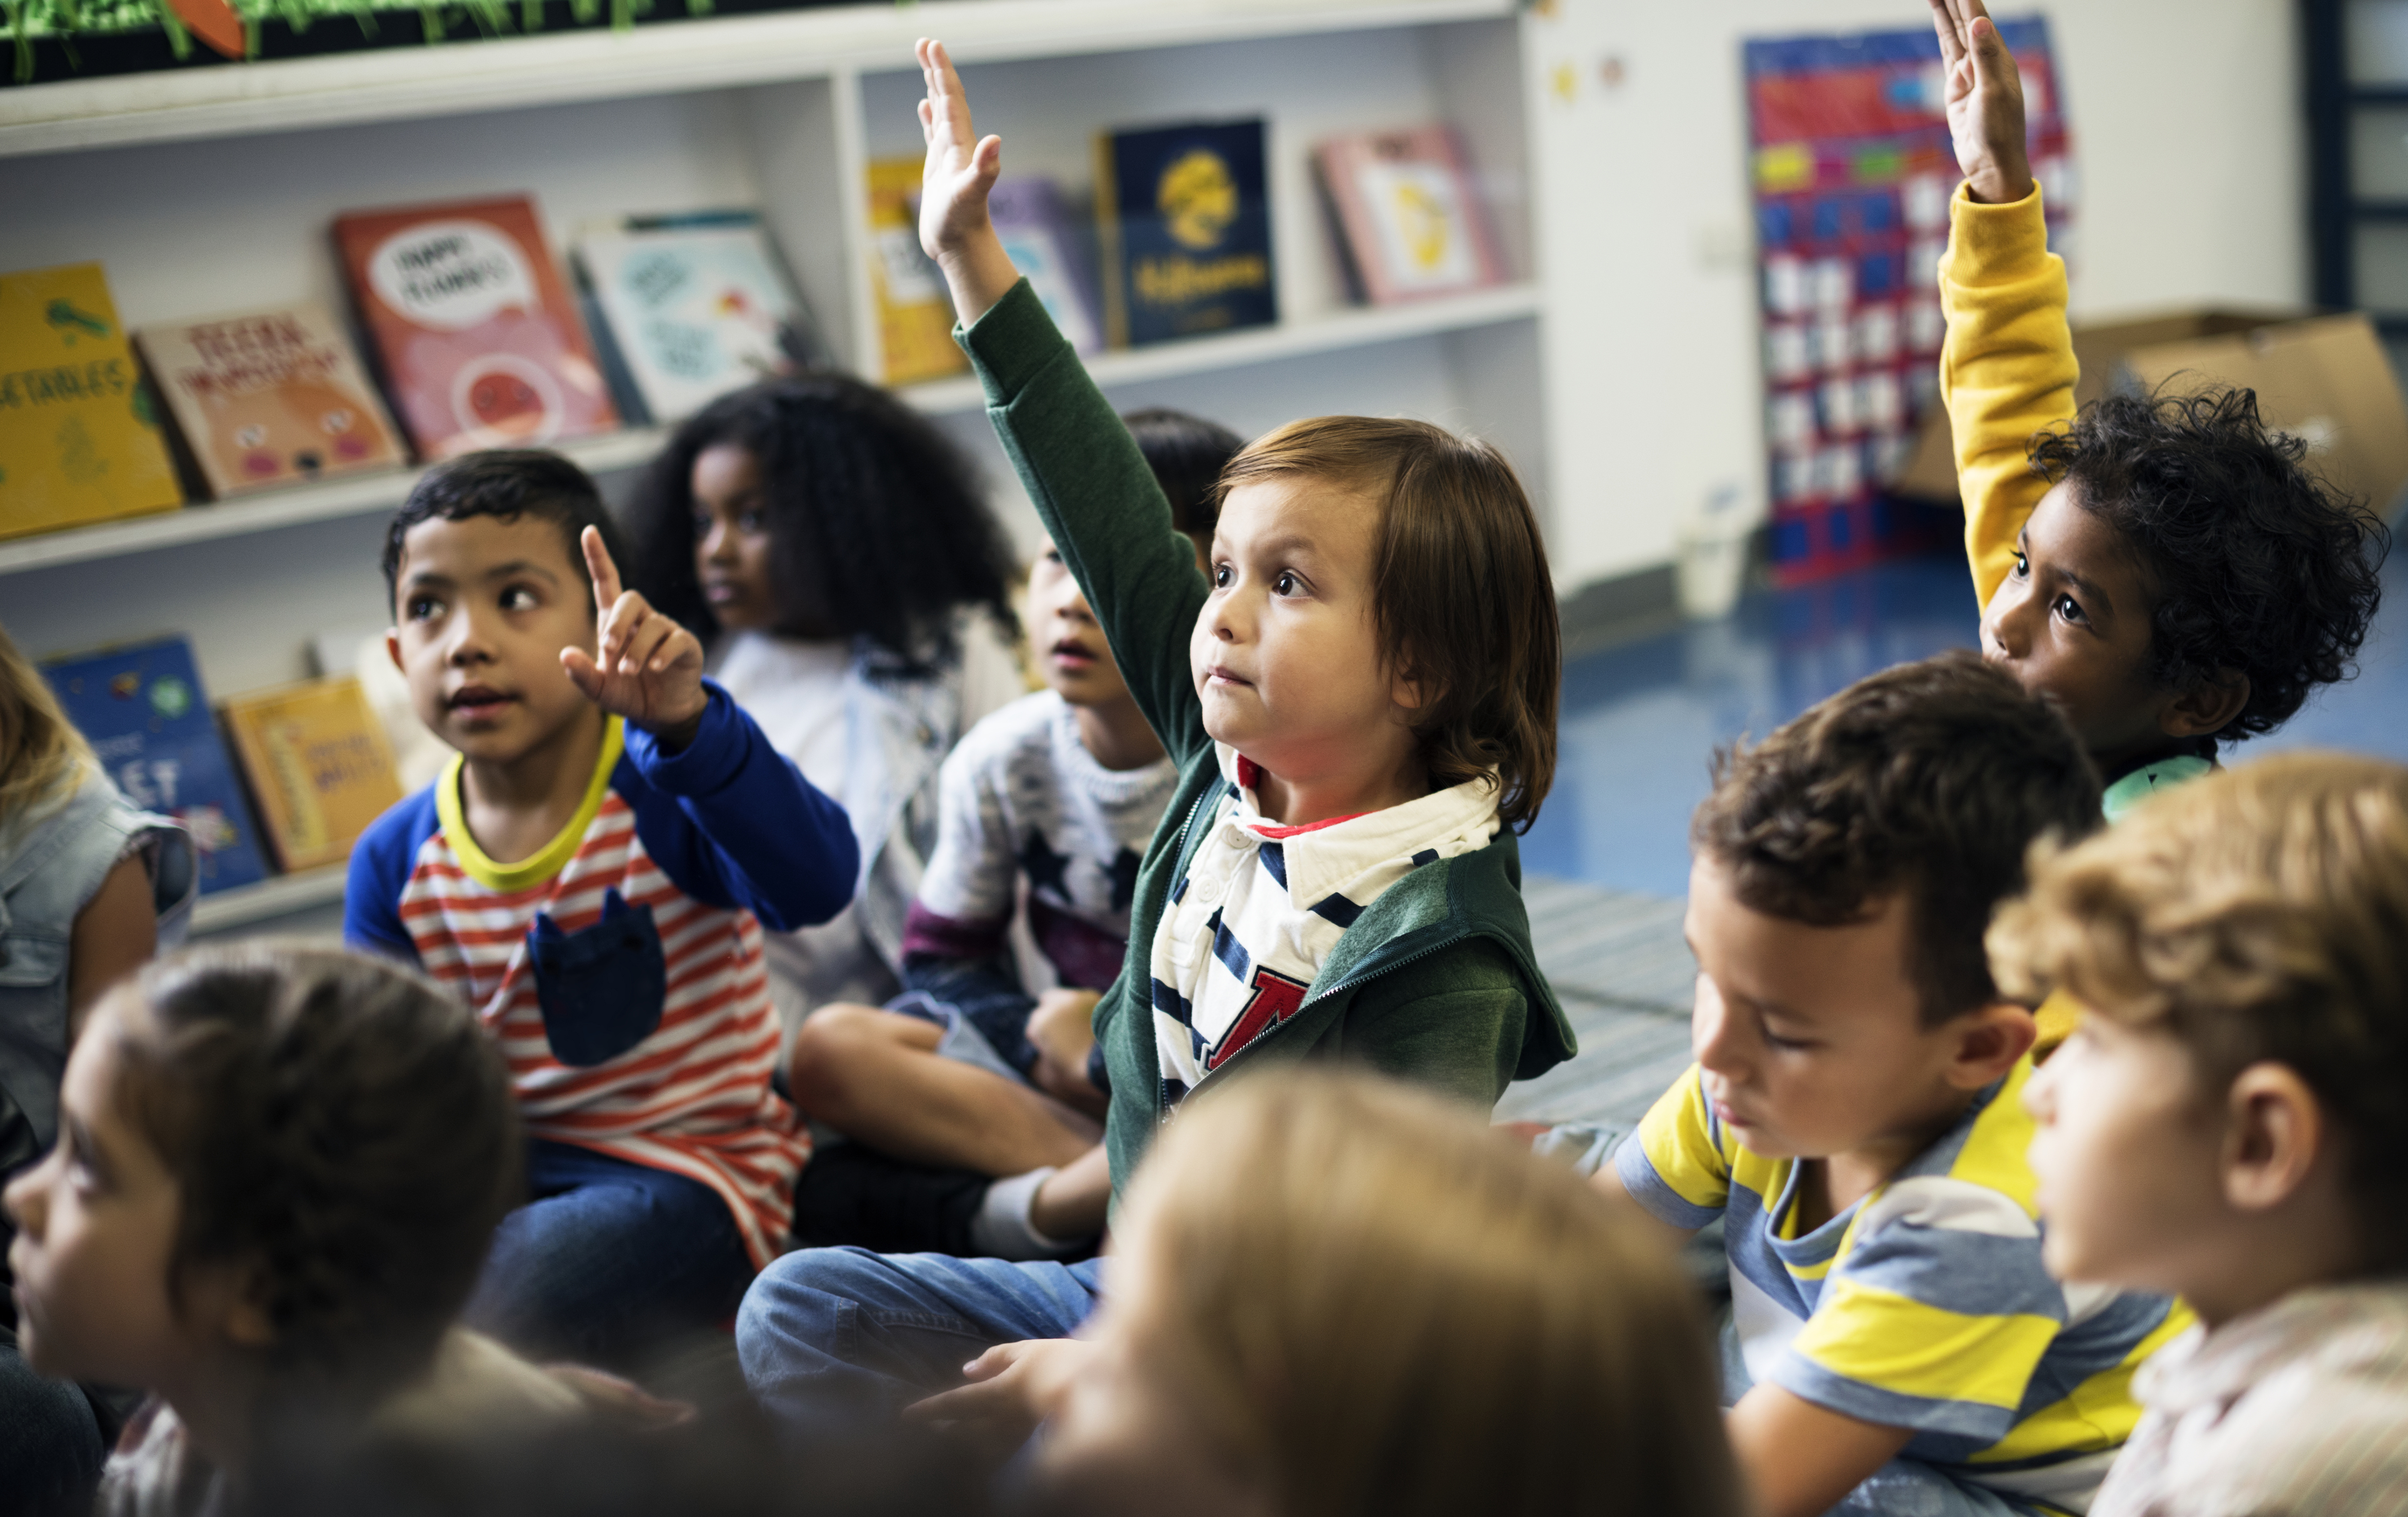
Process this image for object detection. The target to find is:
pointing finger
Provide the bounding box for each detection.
[581,526,624,617]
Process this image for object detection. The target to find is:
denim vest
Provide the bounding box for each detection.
[0,775,194,1163]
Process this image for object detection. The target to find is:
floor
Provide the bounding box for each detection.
[1507,544,2408,1128]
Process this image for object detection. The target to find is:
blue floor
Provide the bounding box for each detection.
[1525,548,2408,900]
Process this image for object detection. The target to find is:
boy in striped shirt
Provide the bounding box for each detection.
[346,451,858,1367]
[1598,654,2191,1517]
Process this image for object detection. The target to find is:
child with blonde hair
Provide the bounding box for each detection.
[1998,754,2408,1516]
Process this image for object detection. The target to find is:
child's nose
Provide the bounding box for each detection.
[3,1161,46,1237]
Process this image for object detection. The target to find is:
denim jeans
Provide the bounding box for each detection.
[735,1246,1104,1433]
[464,1139,756,1367]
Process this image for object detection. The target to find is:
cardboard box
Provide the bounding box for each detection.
[1894,308,2408,517]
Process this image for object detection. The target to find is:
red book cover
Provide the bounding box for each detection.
[333,195,617,459]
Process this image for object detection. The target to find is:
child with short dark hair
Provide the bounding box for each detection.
[734,40,1573,1438]
[348,450,858,1367]
[1998,754,2408,1517]
[2,944,580,1515]
[1596,652,2189,1517]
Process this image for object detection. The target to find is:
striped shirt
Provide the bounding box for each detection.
[2093,1283,2408,1517]
[1618,1059,2192,1514]
[1147,748,1500,1103]
[347,687,857,1267]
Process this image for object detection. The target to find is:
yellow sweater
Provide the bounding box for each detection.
[1935,182,2084,1054]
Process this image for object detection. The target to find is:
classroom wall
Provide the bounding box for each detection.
[1531,0,2307,591]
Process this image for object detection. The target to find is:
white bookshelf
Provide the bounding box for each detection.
[189,864,348,934]
[0,0,1568,710]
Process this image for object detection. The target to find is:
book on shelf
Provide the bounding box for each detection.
[41,635,268,895]
[1313,125,1508,306]
[865,159,971,386]
[0,262,184,541]
[220,675,403,874]
[332,195,618,461]
[573,211,821,426]
[988,178,1105,358]
[1095,119,1276,348]
[134,301,405,499]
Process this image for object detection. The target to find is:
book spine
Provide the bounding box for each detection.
[1095,133,1128,352]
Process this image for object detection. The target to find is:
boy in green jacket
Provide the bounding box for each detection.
[736,38,1573,1438]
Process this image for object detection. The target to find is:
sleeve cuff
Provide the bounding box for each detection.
[623,679,744,795]
[958,278,1077,408]
[1941,181,2052,287]
[1614,1132,1724,1230]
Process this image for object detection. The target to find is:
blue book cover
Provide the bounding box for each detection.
[43,636,270,895]
[1098,119,1276,347]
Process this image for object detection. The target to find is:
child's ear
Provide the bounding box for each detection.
[385,629,405,674]
[2221,1061,2328,1215]
[1946,1002,2038,1088]
[184,1256,278,1350]
[2161,668,2249,740]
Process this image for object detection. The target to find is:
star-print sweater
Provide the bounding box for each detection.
[344,685,858,1267]
[959,279,1576,1199]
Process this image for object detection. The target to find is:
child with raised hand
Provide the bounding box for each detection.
[1997,754,2408,1517]
[1011,1067,1743,1517]
[624,376,1026,1027]
[783,409,1241,1263]
[347,451,858,1368]
[1595,652,2189,1517]
[735,39,1573,1434]
[3,944,590,1516]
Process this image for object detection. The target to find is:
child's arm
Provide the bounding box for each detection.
[567,528,859,930]
[1727,1390,1918,1517]
[915,40,1213,762]
[1929,0,2075,611]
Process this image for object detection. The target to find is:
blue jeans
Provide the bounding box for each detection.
[464,1139,756,1367]
[736,1247,1104,1432]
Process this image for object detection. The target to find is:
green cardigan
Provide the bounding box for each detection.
[959,281,1576,1196]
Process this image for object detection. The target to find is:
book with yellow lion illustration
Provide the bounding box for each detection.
[1096,119,1274,348]
[136,301,406,498]
[220,675,403,873]
[1314,126,1506,307]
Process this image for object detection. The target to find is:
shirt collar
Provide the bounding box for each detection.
[2136,1281,2408,1413]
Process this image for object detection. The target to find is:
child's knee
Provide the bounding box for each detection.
[786,1005,930,1116]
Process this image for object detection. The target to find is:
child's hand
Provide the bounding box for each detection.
[915,37,1022,326]
[561,526,709,750]
[1928,0,2034,205]
[903,1337,1098,1460]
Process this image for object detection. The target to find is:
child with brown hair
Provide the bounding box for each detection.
[735,39,1573,1434]
[3,944,592,1516]
[1013,1067,1743,1517]
[1996,754,2408,1517]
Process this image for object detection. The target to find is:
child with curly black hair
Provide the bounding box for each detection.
[624,377,1026,1029]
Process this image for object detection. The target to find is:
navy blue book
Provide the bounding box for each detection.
[44,636,270,894]
[1096,118,1276,347]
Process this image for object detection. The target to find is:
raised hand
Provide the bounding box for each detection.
[560,525,708,746]
[915,37,1023,326]
[1927,0,2033,205]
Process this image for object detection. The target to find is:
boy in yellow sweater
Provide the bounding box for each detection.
[1932,0,2388,1049]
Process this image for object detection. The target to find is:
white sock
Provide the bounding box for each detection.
[969,1166,1089,1260]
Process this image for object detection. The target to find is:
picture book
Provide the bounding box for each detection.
[1096,119,1276,348]
[574,212,814,425]
[332,195,617,460]
[866,158,971,385]
[41,636,268,895]
[988,177,1104,357]
[220,675,403,874]
[135,300,405,498]
[0,263,183,541]
[1313,126,1507,305]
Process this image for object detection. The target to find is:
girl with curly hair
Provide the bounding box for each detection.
[625,377,1025,1027]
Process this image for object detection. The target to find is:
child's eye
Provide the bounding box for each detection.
[2052,594,2087,626]
[500,586,540,612]
[407,595,444,621]
[1273,571,1301,596]
[2011,551,2030,578]
[1213,564,1233,589]
[1043,548,1064,565]
[1762,1028,1814,1052]
[738,510,767,535]
[692,509,713,537]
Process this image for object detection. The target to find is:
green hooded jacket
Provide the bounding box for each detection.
[958,281,1576,1198]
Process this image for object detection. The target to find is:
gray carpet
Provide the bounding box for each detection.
[1495,874,1697,1128]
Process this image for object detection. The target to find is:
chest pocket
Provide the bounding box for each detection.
[527,888,666,1067]
[0,929,68,992]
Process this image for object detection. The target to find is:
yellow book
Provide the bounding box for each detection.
[0,263,184,539]
[865,159,971,385]
[220,675,403,873]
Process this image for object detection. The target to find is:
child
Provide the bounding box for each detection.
[1596,652,2190,1517]
[782,408,1242,1262]
[624,375,1026,1029]
[734,39,1573,1433]
[346,450,859,1367]
[993,1067,1744,1517]
[1,618,194,1509]
[1996,754,2408,1517]
[3,944,585,1515]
